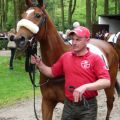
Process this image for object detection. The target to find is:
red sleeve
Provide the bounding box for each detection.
[93,55,110,80]
[51,55,64,77]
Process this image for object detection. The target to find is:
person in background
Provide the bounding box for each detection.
[64,29,72,44]
[65,29,71,35]
[7,34,16,70]
[73,21,80,28]
[31,26,110,120]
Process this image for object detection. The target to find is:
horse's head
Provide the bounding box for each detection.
[14,0,46,50]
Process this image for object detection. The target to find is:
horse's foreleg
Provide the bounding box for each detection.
[42,97,57,120]
[105,87,115,120]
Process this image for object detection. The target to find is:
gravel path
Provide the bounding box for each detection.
[0,50,10,56]
[0,89,120,120]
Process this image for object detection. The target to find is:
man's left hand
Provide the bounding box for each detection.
[73,84,88,102]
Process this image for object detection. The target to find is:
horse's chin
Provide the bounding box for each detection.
[17,46,26,51]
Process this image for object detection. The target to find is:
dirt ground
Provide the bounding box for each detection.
[0,50,10,56]
[0,84,120,120]
[0,50,120,120]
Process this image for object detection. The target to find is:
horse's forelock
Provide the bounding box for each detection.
[26,9,35,16]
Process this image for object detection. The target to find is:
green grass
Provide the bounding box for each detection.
[0,56,40,108]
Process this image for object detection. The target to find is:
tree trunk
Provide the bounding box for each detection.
[46,0,56,23]
[60,0,65,32]
[92,0,97,24]
[3,0,8,31]
[104,0,109,15]
[118,0,120,14]
[19,0,26,16]
[115,0,117,14]
[86,0,91,30]
[13,0,20,29]
[68,0,76,27]
[0,0,2,31]
[0,0,4,31]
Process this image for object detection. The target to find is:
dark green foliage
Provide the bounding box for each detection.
[0,39,8,50]
[4,0,119,31]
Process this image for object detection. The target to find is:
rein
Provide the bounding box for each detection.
[25,7,48,87]
[25,39,49,120]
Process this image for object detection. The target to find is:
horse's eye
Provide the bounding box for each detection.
[35,13,41,18]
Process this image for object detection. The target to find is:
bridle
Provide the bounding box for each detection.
[22,6,48,86]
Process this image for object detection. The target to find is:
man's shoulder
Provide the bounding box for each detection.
[89,51,101,57]
[87,51,103,63]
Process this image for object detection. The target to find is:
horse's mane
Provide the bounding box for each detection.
[37,9,70,65]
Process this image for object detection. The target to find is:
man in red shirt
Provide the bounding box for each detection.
[31,26,110,120]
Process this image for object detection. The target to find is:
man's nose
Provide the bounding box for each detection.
[72,39,77,44]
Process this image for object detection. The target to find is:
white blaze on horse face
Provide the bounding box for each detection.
[26,9,35,17]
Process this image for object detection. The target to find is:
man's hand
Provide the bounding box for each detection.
[73,78,110,102]
[31,55,36,64]
[31,55,53,78]
[73,84,88,102]
[31,55,42,67]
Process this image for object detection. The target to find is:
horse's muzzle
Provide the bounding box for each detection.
[14,36,28,50]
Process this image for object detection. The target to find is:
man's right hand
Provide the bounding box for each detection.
[31,55,54,78]
[31,55,42,67]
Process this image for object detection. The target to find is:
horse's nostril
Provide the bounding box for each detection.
[19,37,26,46]
[14,36,26,49]
[21,36,25,41]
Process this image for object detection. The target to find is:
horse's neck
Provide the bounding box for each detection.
[39,30,69,66]
[37,13,70,65]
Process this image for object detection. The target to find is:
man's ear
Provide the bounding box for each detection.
[87,38,90,43]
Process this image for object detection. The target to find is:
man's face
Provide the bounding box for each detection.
[70,34,89,53]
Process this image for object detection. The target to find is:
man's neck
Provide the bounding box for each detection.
[74,48,88,56]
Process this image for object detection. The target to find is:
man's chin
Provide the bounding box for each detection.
[73,48,79,52]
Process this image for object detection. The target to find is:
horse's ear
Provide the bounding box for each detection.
[26,0,35,7]
[41,4,46,10]
[37,0,43,7]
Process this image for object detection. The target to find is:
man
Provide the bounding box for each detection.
[31,26,110,120]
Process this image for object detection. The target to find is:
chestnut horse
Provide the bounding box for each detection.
[14,0,120,120]
[104,32,120,69]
